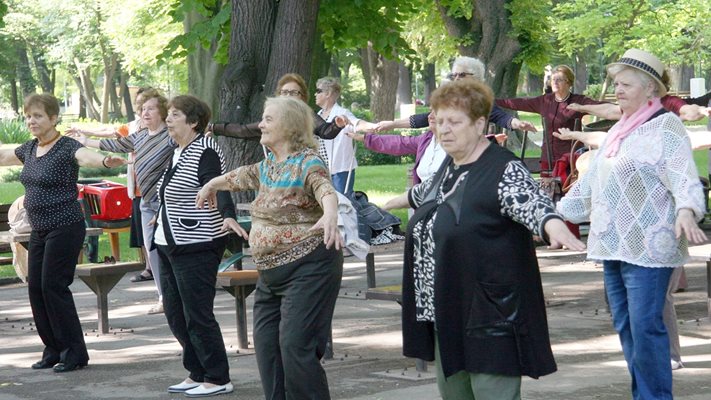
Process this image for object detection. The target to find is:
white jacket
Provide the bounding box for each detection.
[319,103,360,174]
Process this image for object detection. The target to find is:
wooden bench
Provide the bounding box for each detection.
[364,240,405,292]
[74,261,146,333]
[0,204,15,264]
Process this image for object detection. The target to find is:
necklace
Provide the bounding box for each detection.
[38,132,61,147]
[555,92,571,103]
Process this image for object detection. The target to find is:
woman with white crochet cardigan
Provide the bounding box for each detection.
[558,49,707,400]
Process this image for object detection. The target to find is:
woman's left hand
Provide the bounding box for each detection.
[310,212,343,250]
[544,218,586,251]
[104,155,128,168]
[222,217,249,240]
[676,209,707,244]
[196,183,218,209]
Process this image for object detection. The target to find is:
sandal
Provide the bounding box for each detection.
[130,271,153,282]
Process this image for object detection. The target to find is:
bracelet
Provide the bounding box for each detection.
[102,156,110,168]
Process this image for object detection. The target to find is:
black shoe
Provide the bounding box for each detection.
[53,361,87,373]
[31,359,58,369]
[130,271,153,282]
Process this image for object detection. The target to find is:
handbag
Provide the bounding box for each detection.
[538,119,563,202]
[8,196,31,234]
[562,140,581,194]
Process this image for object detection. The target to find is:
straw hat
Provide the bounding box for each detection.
[575,149,596,177]
[607,49,667,97]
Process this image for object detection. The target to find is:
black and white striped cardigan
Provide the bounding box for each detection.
[157,135,233,246]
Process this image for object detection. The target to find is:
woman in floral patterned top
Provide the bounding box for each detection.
[197,96,343,399]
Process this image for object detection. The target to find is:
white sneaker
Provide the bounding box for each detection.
[184,383,234,397]
[671,359,683,370]
[147,301,164,315]
[168,379,201,393]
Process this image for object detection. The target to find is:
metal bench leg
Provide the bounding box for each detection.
[415,358,427,372]
[707,258,711,320]
[78,274,123,334]
[366,252,376,289]
[234,287,249,350]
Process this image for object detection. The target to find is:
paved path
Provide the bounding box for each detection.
[1,243,710,399]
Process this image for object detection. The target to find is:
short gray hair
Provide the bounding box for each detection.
[607,64,660,96]
[452,56,486,81]
[316,77,342,96]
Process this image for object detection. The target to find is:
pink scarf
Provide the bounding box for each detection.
[604,97,663,157]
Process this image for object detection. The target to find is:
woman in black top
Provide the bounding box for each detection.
[0,94,125,373]
[383,81,584,399]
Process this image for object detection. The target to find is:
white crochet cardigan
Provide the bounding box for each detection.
[558,112,705,268]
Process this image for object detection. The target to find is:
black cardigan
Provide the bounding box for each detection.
[401,144,557,379]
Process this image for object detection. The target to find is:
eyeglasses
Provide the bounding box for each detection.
[315,88,325,94]
[447,72,474,80]
[279,89,302,97]
[551,78,568,83]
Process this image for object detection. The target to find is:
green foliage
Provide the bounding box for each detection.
[553,0,711,68]
[583,83,602,99]
[80,165,127,179]
[158,0,231,66]
[506,0,554,71]
[0,118,30,143]
[318,0,421,60]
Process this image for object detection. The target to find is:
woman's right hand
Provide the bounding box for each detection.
[196,181,218,209]
[374,120,395,132]
[567,103,583,112]
[66,128,88,145]
[553,128,578,141]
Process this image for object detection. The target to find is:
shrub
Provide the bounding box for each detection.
[2,167,22,183]
[584,84,603,99]
[0,118,31,144]
[80,165,127,178]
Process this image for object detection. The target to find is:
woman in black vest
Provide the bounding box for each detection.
[154,95,240,397]
[383,80,585,400]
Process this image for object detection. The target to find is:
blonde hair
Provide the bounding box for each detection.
[264,97,317,152]
[552,65,575,85]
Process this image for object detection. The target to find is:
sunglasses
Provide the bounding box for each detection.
[447,72,474,80]
[279,89,302,97]
[315,88,325,94]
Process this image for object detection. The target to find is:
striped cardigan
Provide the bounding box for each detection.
[157,135,234,246]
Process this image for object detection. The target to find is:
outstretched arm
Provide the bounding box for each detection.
[0,148,22,166]
[75,148,127,168]
[567,103,621,120]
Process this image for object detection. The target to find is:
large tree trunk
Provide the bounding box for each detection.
[524,68,544,95]
[396,62,413,108]
[310,35,331,108]
[219,0,320,204]
[436,0,523,97]
[669,64,694,92]
[16,44,35,97]
[367,43,399,121]
[421,62,436,105]
[186,7,226,119]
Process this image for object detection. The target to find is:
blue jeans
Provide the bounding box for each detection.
[331,170,355,196]
[603,260,673,400]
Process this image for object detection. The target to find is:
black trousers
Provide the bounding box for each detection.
[27,220,89,366]
[157,242,230,385]
[254,244,343,400]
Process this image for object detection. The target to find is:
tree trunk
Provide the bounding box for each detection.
[219,0,320,204]
[31,50,53,93]
[396,62,413,108]
[16,44,35,97]
[367,43,399,121]
[669,64,694,92]
[74,60,101,120]
[329,57,341,79]
[309,34,331,108]
[525,68,544,95]
[357,47,372,101]
[9,75,19,114]
[100,53,119,123]
[436,0,523,97]
[119,71,135,121]
[573,54,587,95]
[422,62,436,105]
[186,7,226,119]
